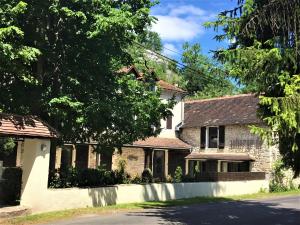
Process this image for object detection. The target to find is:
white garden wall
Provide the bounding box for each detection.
[25,180,268,213]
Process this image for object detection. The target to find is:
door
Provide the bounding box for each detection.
[153,150,165,179]
[75,145,89,169]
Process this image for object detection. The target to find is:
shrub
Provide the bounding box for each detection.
[1,167,22,205]
[174,166,183,183]
[269,160,298,192]
[166,175,173,183]
[142,168,153,183]
[131,175,142,184]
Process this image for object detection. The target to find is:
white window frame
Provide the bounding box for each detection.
[206,126,219,149]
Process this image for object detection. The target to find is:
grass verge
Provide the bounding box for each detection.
[2,189,299,225]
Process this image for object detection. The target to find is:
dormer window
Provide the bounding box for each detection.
[166,115,172,129]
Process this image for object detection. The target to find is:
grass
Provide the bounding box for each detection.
[2,189,299,225]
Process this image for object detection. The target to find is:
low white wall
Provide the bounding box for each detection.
[26,180,268,213]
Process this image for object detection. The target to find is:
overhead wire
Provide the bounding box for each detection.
[132,41,229,84]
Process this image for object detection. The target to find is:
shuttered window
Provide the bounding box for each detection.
[166,115,172,129]
[218,126,225,149]
[200,127,206,149]
[200,126,225,149]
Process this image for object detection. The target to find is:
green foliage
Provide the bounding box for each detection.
[174,166,183,183]
[181,42,236,98]
[0,0,173,153]
[0,167,22,205]
[141,168,153,183]
[0,138,16,155]
[138,30,163,52]
[208,0,300,176]
[269,160,298,192]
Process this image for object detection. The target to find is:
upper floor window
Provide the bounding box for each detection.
[166,115,172,129]
[201,126,225,149]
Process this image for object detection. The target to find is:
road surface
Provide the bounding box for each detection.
[47,195,300,225]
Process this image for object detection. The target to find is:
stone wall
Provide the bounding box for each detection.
[180,128,200,147]
[180,125,279,174]
[112,147,145,177]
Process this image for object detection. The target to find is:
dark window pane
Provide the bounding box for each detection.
[75,145,89,169]
[61,146,73,169]
[208,127,218,148]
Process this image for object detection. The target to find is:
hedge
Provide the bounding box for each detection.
[0,167,22,205]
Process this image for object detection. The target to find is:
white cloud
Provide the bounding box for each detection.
[151,4,216,42]
[152,15,202,41]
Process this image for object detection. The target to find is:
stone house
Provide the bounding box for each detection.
[180,94,279,179]
[53,66,191,179]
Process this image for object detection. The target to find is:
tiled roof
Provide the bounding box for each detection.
[183,94,261,128]
[127,137,191,150]
[119,66,186,93]
[157,80,185,93]
[185,152,255,161]
[0,113,59,138]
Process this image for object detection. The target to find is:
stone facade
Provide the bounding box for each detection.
[112,147,146,177]
[180,128,200,148]
[180,124,279,174]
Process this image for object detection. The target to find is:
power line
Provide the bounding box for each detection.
[161,45,183,57]
[132,41,227,84]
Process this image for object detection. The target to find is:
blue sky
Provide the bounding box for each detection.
[151,0,237,59]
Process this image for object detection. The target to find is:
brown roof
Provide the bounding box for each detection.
[185,152,255,161]
[119,66,185,93]
[127,137,191,150]
[0,113,59,138]
[157,80,185,93]
[183,94,261,128]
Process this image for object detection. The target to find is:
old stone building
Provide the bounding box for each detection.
[52,66,191,179]
[181,94,280,178]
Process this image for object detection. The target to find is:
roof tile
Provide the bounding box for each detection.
[0,113,59,138]
[183,94,261,127]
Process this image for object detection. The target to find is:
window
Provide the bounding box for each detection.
[200,126,225,149]
[208,127,218,148]
[222,161,250,172]
[61,145,73,169]
[166,115,172,129]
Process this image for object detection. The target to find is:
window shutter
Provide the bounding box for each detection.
[200,127,206,149]
[166,115,172,129]
[219,126,225,149]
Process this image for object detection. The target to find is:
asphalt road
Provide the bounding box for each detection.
[47,195,300,225]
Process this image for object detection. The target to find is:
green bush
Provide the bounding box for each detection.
[174,166,183,183]
[1,167,22,205]
[269,160,298,192]
[142,168,153,183]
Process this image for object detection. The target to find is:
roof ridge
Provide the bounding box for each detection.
[185,93,256,103]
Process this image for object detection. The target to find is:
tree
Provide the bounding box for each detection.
[181,42,236,98]
[0,0,174,152]
[129,30,183,85]
[206,0,300,176]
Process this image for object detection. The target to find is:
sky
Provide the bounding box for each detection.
[151,0,237,60]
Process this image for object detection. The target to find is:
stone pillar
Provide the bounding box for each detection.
[71,144,76,167]
[20,138,51,208]
[164,150,168,178]
[185,159,189,175]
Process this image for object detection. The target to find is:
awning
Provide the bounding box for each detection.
[125,137,191,150]
[185,152,255,161]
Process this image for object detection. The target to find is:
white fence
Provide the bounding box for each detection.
[23,180,268,213]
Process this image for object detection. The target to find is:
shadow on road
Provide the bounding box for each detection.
[126,197,300,225]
